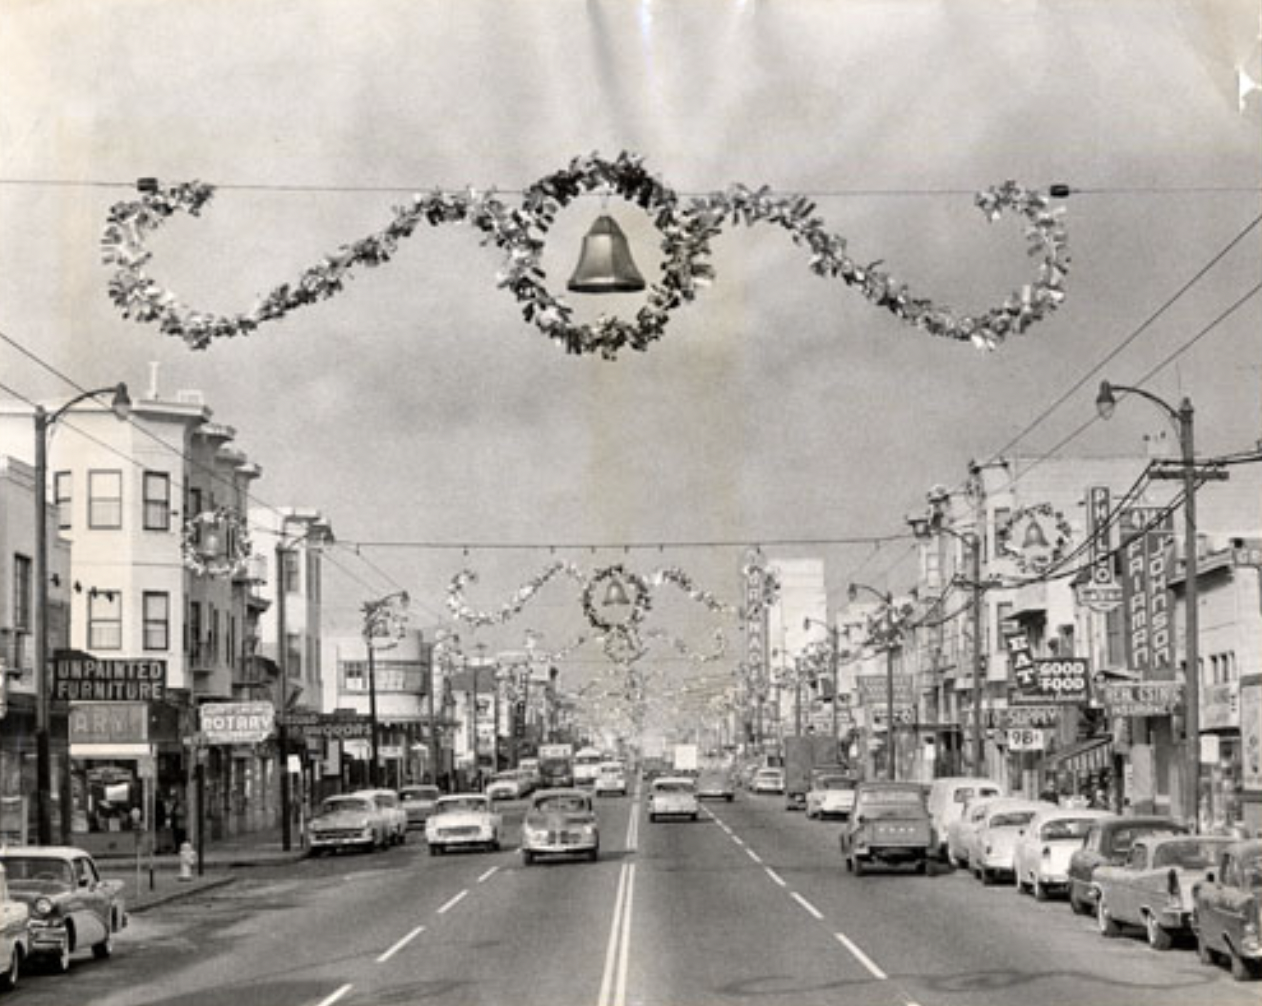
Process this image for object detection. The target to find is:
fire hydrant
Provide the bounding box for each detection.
[178,842,196,881]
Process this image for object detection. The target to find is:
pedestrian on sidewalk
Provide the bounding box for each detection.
[170,789,187,848]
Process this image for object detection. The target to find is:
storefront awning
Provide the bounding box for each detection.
[1046,736,1112,773]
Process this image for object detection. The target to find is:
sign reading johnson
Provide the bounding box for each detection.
[52,652,167,702]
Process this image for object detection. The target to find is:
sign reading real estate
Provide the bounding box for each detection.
[1099,681,1182,717]
[1120,507,1175,681]
[200,702,275,744]
[52,653,167,702]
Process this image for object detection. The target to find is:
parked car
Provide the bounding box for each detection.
[1066,816,1187,916]
[486,770,529,801]
[517,758,541,791]
[309,794,390,855]
[594,762,629,797]
[840,782,933,875]
[0,847,125,973]
[425,794,502,854]
[751,768,785,794]
[696,766,736,802]
[0,863,30,991]
[354,789,408,844]
[1094,834,1234,950]
[399,784,442,830]
[806,773,857,821]
[927,777,1005,861]
[966,800,1050,885]
[1013,807,1115,900]
[648,777,700,822]
[1193,838,1261,980]
[521,789,600,864]
[946,795,1015,869]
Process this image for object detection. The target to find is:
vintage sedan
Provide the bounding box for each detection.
[840,782,933,875]
[1193,839,1261,980]
[966,800,1050,885]
[486,771,529,801]
[1066,816,1186,915]
[696,766,736,802]
[946,795,1014,869]
[1013,807,1114,900]
[1094,834,1234,949]
[594,762,629,797]
[398,784,442,830]
[425,794,502,854]
[0,847,125,973]
[354,789,408,845]
[0,864,30,991]
[806,774,856,821]
[308,794,389,855]
[751,768,786,794]
[648,777,700,822]
[521,789,600,864]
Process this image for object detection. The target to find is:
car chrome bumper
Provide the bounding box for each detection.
[28,924,68,954]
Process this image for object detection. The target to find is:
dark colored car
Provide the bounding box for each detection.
[840,782,933,875]
[1194,839,1261,981]
[1066,815,1187,915]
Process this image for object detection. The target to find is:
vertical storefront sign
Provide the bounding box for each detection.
[1120,507,1175,681]
[743,548,768,690]
[1241,682,1261,791]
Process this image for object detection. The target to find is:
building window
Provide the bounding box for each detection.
[282,551,300,594]
[54,472,72,529]
[143,472,171,531]
[991,507,1011,559]
[88,591,122,650]
[13,554,32,631]
[186,487,203,520]
[143,592,169,651]
[286,632,302,679]
[187,600,201,659]
[88,470,123,529]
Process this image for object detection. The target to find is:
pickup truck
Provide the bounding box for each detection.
[840,781,933,875]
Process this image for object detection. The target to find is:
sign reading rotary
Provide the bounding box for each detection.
[52,652,167,702]
[200,702,275,744]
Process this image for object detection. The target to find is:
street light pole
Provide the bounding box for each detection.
[362,590,409,791]
[1097,381,1206,828]
[848,585,897,781]
[33,383,131,846]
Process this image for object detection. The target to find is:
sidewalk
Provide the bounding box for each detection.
[95,825,307,913]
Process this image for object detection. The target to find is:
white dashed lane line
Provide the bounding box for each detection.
[314,983,354,1006]
[745,848,763,864]
[436,890,468,914]
[764,867,787,888]
[477,866,499,883]
[790,892,823,919]
[377,925,425,963]
[834,931,888,980]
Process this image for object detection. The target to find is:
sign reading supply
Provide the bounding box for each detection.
[200,702,275,744]
[52,653,167,702]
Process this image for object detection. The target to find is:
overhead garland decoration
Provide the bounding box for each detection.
[446,563,582,627]
[102,153,1069,360]
[181,507,252,578]
[652,567,738,614]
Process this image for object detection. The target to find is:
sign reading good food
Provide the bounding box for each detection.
[52,653,167,702]
[1013,658,1089,705]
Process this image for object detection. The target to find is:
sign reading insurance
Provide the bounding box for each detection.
[52,653,167,702]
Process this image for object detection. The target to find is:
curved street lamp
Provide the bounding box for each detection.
[34,383,131,845]
[1096,379,1202,828]
[849,582,900,781]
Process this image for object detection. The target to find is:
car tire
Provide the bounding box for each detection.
[92,932,113,960]
[1034,878,1050,902]
[726,794,733,802]
[0,946,19,991]
[47,940,71,975]
[398,830,407,846]
[587,848,599,863]
[1069,883,1091,916]
[522,851,534,866]
[852,856,865,876]
[1145,913,1173,951]
[915,858,928,875]
[429,843,442,856]
[691,813,699,822]
[649,813,657,823]
[1014,869,1026,894]
[1097,895,1121,938]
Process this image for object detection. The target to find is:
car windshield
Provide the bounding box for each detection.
[1,857,75,886]
[401,787,439,800]
[655,782,694,793]
[1241,853,1262,890]
[535,795,590,813]
[989,811,1036,829]
[438,798,488,813]
[816,777,853,790]
[1113,826,1182,854]
[1153,840,1222,869]
[1040,817,1097,840]
[862,789,923,805]
[491,772,517,782]
[757,771,781,780]
[320,797,371,815]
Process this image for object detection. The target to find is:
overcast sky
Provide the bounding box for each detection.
[2,0,1259,705]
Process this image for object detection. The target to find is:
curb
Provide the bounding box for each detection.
[128,875,237,914]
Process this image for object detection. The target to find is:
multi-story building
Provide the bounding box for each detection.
[0,380,272,850]
[768,559,827,739]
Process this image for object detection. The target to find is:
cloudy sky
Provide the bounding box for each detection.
[2,0,1259,702]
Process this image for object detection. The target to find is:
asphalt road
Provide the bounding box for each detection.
[9,784,1258,1006]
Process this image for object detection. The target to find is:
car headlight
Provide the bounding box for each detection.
[524,826,547,842]
[34,897,53,917]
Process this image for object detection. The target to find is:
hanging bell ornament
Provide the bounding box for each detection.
[567,216,646,293]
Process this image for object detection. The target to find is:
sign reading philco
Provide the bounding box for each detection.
[200,702,275,744]
[1120,508,1175,681]
[69,702,149,744]
[52,653,167,702]
[1100,681,1183,717]
[1013,658,1089,705]
[1079,486,1124,612]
